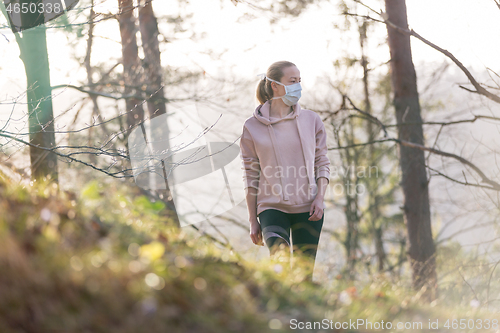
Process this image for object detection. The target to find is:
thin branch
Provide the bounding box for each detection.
[348,2,500,104]
[486,260,500,306]
[0,131,134,178]
[436,220,499,245]
[395,138,500,190]
[425,164,497,191]
[384,115,500,128]
[328,138,395,150]
[492,0,500,11]
[320,88,500,191]
[327,132,500,191]
[51,84,165,102]
[458,269,480,304]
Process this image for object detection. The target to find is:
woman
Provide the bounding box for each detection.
[239,60,331,274]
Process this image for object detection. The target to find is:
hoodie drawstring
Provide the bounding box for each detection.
[267,124,289,201]
[254,102,315,201]
[295,117,315,192]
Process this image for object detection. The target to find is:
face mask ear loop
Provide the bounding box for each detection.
[267,78,287,100]
[256,73,267,81]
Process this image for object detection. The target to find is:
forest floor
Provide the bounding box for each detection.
[0,170,498,333]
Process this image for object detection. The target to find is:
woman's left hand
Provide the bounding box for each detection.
[308,196,324,221]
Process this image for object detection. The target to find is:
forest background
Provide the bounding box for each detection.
[1,0,500,331]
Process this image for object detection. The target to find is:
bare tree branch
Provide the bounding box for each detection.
[395,139,500,190]
[458,269,480,304]
[492,0,500,11]
[51,84,169,102]
[349,0,500,104]
[425,164,497,191]
[0,131,134,178]
[322,93,500,191]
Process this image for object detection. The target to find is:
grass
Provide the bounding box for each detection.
[0,171,499,333]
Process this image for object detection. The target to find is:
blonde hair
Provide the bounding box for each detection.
[256,61,296,105]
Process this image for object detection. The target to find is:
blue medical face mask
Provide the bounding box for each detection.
[262,76,302,106]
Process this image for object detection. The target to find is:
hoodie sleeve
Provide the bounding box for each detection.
[240,125,261,190]
[314,115,330,184]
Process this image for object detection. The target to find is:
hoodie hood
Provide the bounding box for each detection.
[253,100,302,125]
[251,100,314,202]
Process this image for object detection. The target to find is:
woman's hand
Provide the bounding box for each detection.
[250,219,264,246]
[309,195,324,221]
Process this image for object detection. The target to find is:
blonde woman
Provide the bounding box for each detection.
[240,60,330,273]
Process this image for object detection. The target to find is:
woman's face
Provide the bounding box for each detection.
[271,65,301,98]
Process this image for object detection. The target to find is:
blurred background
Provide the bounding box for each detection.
[1,0,500,329]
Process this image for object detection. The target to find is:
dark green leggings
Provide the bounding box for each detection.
[258,209,323,261]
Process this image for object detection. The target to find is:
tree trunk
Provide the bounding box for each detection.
[138,0,179,227]
[384,0,437,297]
[86,0,109,165]
[345,189,360,278]
[118,0,145,133]
[117,0,146,185]
[138,0,166,118]
[18,2,58,182]
[359,20,386,272]
[338,123,360,279]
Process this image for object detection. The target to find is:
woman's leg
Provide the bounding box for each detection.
[290,211,324,276]
[258,209,292,256]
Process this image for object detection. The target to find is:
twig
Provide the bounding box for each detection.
[458,269,480,304]
[346,3,500,104]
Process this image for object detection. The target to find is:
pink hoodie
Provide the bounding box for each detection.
[239,100,330,217]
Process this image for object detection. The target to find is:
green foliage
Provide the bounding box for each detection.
[81,180,102,200]
[0,172,498,332]
[435,240,500,313]
[133,195,166,214]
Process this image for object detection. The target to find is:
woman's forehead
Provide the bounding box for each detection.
[283,66,301,79]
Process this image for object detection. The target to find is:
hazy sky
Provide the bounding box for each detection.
[1,0,499,94]
[1,0,499,250]
[1,0,498,167]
